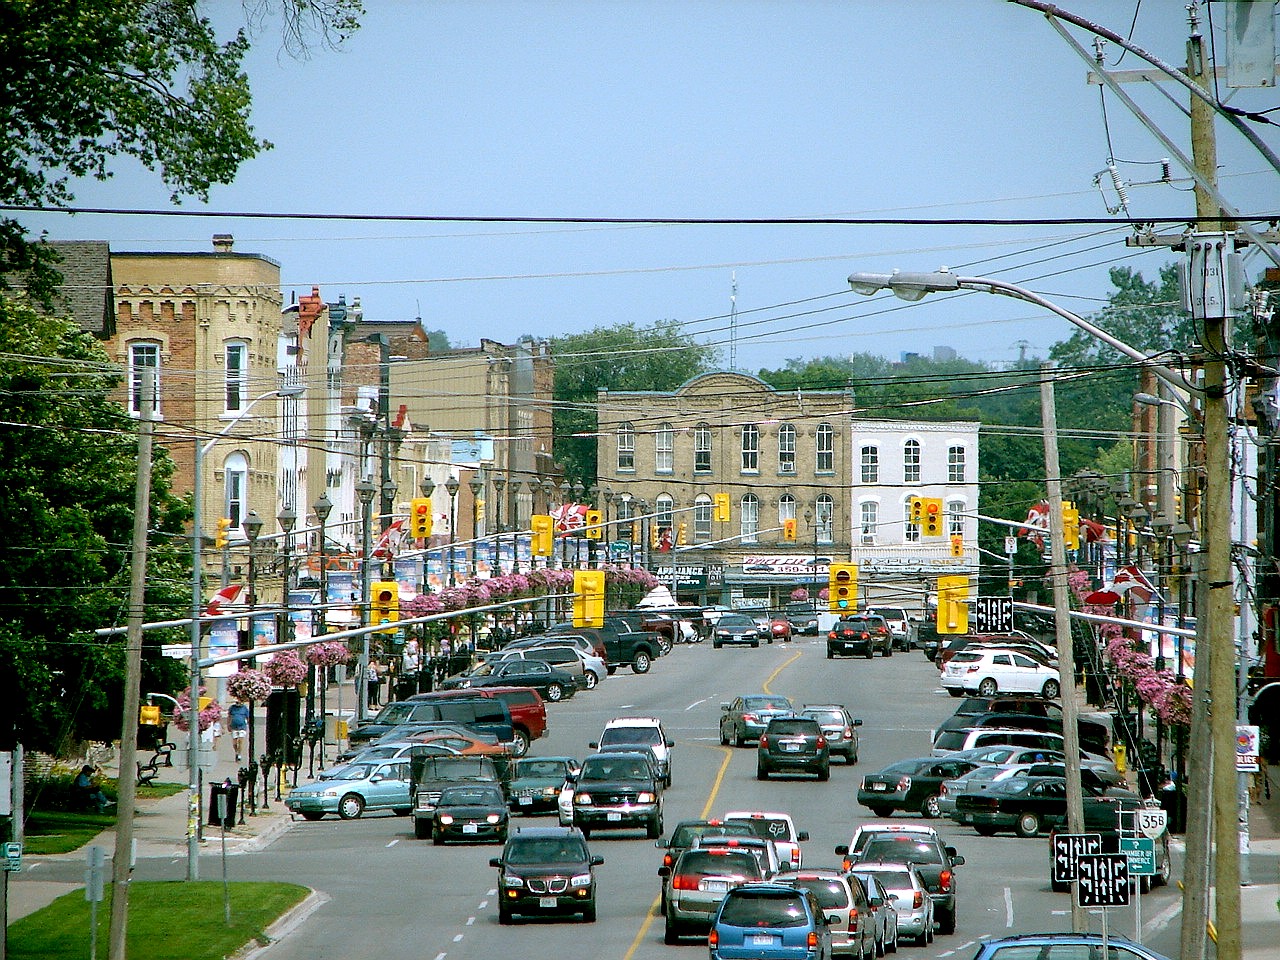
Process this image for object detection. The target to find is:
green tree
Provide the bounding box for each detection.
[0,297,189,752]
[549,321,717,486]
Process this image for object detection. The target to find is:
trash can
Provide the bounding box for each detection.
[207,781,239,828]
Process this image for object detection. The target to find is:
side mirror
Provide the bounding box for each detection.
[591,855,605,866]
[488,857,503,868]
[797,831,810,842]
[834,844,849,856]
[945,845,958,857]
[852,719,864,727]
[869,896,883,909]
[951,854,965,866]
[369,775,383,783]
[720,704,731,711]
[588,742,599,749]
[657,866,670,877]
[826,914,840,926]
[665,740,674,747]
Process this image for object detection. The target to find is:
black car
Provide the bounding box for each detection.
[568,750,664,838]
[713,613,764,648]
[439,658,582,702]
[844,833,965,935]
[1048,799,1172,893]
[857,756,980,819]
[432,784,510,844]
[490,826,603,923]
[757,716,830,781]
[953,775,1139,838]
[827,616,892,658]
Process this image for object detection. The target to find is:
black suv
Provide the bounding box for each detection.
[569,751,664,838]
[827,616,892,659]
[757,716,830,781]
[490,826,603,923]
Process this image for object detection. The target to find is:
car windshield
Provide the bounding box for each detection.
[601,727,661,746]
[373,703,414,724]
[744,696,792,711]
[439,785,503,806]
[719,890,809,928]
[721,615,755,627]
[859,838,944,865]
[505,838,588,864]
[327,763,374,781]
[730,817,792,841]
[791,877,849,909]
[579,757,649,781]
[515,759,568,779]
[870,608,906,620]
[678,851,761,879]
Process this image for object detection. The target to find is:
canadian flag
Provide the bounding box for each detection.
[204,584,244,617]
[1084,565,1159,606]
[1018,501,1051,548]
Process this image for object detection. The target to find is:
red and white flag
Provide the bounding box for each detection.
[1084,564,1159,606]
[1018,501,1050,548]
[371,518,406,560]
[204,584,244,617]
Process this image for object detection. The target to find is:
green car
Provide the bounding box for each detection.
[285,758,413,821]
[509,756,579,815]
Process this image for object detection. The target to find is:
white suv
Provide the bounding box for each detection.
[722,810,809,871]
[590,717,674,787]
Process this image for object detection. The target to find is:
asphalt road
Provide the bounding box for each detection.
[216,638,1186,959]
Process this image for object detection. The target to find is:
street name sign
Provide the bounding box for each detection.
[1118,837,1156,876]
[1051,832,1101,884]
[973,596,1014,633]
[1076,853,1130,907]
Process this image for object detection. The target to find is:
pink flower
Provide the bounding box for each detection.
[306,641,351,667]
[173,688,223,732]
[226,669,272,702]
[263,651,308,686]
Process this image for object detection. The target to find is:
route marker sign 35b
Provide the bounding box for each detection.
[1137,807,1168,839]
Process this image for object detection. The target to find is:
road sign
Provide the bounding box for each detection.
[1051,832,1102,883]
[1119,837,1156,876]
[2,840,20,872]
[1136,807,1168,839]
[1076,853,1130,907]
[973,596,1014,633]
[1004,536,1018,555]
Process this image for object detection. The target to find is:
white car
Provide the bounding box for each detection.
[722,810,808,871]
[591,716,674,786]
[940,648,1061,699]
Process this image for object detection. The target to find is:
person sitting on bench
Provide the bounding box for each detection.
[72,765,113,813]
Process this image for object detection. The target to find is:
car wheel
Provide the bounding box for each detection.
[921,794,942,818]
[751,640,759,648]
[393,807,412,817]
[848,747,859,765]
[646,814,662,840]
[1154,849,1171,887]
[579,825,591,839]
[827,647,835,659]
[978,677,999,698]
[606,665,617,676]
[713,641,722,649]
[545,683,564,702]
[938,907,956,935]
[432,830,444,846]
[884,645,893,657]
[875,932,885,957]
[720,724,729,746]
[926,916,935,943]
[665,915,681,944]
[767,636,773,643]
[1016,812,1041,838]
[414,818,431,839]
[734,727,745,748]
[511,729,530,758]
[632,651,652,674]
[1042,679,1061,700]
[498,904,513,925]
[337,793,364,820]
[300,811,325,821]
[584,672,598,690]
[756,762,769,781]
[865,648,874,659]
[817,763,830,782]
[582,900,597,923]
[887,924,898,953]
[869,806,894,818]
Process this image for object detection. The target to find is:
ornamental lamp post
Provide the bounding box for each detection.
[356,479,376,721]
[445,477,460,586]
[469,475,484,577]
[492,476,507,573]
[310,492,333,733]
[510,480,524,573]
[419,476,435,591]
[242,509,264,815]
[381,478,397,579]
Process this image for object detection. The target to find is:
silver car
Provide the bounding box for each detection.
[851,863,934,946]
[661,847,763,943]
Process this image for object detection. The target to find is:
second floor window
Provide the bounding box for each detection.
[656,423,674,474]
[904,501,920,542]
[741,424,759,473]
[741,494,760,541]
[656,494,674,528]
[860,501,879,541]
[224,341,247,412]
[694,423,712,473]
[903,439,921,483]
[617,423,635,472]
[778,493,796,524]
[816,494,834,544]
[948,500,965,537]
[816,423,834,473]
[224,452,248,529]
[694,495,712,540]
[949,444,967,483]
[778,424,796,474]
[860,445,879,484]
[128,341,161,416]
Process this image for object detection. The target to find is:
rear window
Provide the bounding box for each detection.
[719,890,809,928]
[601,727,662,746]
[802,709,844,725]
[767,719,819,737]
[678,851,761,879]
[859,838,943,865]
[791,877,849,909]
[670,823,754,848]
[951,652,982,663]
[934,731,968,751]
[437,702,506,725]
[730,817,793,841]
[857,869,914,891]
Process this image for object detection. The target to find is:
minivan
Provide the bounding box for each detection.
[709,882,834,960]
[348,697,514,748]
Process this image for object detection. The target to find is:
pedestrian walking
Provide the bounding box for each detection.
[367,659,382,707]
[228,699,249,762]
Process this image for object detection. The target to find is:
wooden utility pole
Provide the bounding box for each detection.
[109,368,155,960]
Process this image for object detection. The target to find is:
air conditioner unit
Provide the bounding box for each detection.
[860,533,876,545]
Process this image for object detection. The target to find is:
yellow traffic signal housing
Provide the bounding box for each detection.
[584,509,603,539]
[922,497,944,537]
[677,522,688,545]
[714,492,731,523]
[950,535,964,558]
[782,518,797,541]
[531,514,554,556]
[139,704,161,726]
[1062,501,1080,551]
[828,562,858,612]
[908,497,924,526]
[214,517,232,549]
[936,575,969,634]
[573,570,606,628]
[370,581,400,632]
[409,497,434,539]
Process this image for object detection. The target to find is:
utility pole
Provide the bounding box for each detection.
[109,368,155,960]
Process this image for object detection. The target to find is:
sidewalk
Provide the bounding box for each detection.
[1240,766,1280,959]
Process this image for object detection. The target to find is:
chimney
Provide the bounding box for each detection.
[212,234,234,253]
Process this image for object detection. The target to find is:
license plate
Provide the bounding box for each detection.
[463,823,478,834]
[539,896,557,908]
[518,796,532,805]
[782,742,801,752]
[607,812,622,821]
[750,934,776,946]
[704,880,728,893]
[871,783,888,791]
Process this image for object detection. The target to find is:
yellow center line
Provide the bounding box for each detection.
[622,649,804,959]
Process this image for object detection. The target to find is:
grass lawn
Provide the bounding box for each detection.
[22,782,187,855]
[8,881,310,960]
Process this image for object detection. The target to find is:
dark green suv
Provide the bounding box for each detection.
[490,826,603,923]
[757,716,830,781]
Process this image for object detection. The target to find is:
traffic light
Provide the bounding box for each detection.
[651,524,662,549]
[950,535,964,558]
[782,518,797,541]
[714,492,731,522]
[828,562,858,612]
[531,514,554,556]
[214,517,232,549]
[922,497,944,537]
[908,497,924,526]
[584,509,602,539]
[573,570,606,628]
[677,522,688,545]
[1061,501,1080,551]
[370,581,400,633]
[409,497,434,539]
[936,575,970,634]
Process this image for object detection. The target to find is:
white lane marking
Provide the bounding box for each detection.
[619,704,634,709]
[1051,910,1070,916]
[478,900,489,909]
[686,696,712,711]
[452,934,464,942]
[466,916,476,926]
[434,954,446,960]
[1144,897,1183,936]
[488,889,497,895]
[1004,887,1014,927]
[386,839,399,848]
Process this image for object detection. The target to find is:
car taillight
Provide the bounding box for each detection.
[742,713,758,723]
[807,932,818,948]
[816,737,826,749]
[663,853,673,868]
[913,891,924,909]
[859,632,870,640]
[842,857,852,871]
[828,631,837,639]
[896,776,912,792]
[967,664,980,672]
[759,734,769,747]
[849,906,859,928]
[672,874,699,890]
[708,930,719,947]
[844,727,853,738]
[939,869,953,892]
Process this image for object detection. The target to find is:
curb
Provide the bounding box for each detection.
[235,814,294,853]
[234,888,330,960]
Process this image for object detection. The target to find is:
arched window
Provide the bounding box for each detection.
[948,444,967,483]
[904,500,920,543]
[778,494,796,525]
[741,424,759,473]
[903,439,921,484]
[224,340,248,413]
[656,423,674,474]
[778,424,796,474]
[224,452,248,529]
[741,494,760,541]
[656,494,674,528]
[860,445,879,484]
[128,341,161,416]
[859,501,879,543]
[694,495,713,540]
[617,422,635,472]
[948,499,966,538]
[694,423,712,473]
[816,494,834,544]
[816,423,834,473]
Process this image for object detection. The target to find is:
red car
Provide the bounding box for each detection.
[768,618,793,642]
[409,687,547,756]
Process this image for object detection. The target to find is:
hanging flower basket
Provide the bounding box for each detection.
[172,690,224,732]
[790,588,809,602]
[306,640,352,667]
[226,669,272,702]
[263,650,308,687]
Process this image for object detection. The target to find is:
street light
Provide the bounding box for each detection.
[242,509,263,816]
[356,480,376,721]
[445,477,460,586]
[310,492,333,742]
[469,475,484,576]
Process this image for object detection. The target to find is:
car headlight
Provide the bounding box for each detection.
[503,875,524,888]
[570,873,592,888]
[716,631,729,637]
[574,793,592,805]
[486,814,502,824]
[438,814,454,824]
[637,792,656,803]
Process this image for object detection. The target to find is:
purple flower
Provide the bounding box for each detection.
[263,651,308,686]
[226,669,272,702]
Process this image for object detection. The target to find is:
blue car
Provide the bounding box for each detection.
[285,758,413,821]
[970,933,1173,960]
[709,882,834,960]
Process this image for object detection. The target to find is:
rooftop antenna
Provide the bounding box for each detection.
[729,271,738,369]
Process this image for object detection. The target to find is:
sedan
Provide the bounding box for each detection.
[851,863,934,946]
[857,757,980,819]
[285,758,412,821]
[508,756,578,815]
[719,694,795,747]
[713,613,764,648]
[952,775,1138,837]
[439,657,581,702]
[767,617,793,642]
[432,783,510,843]
[846,872,898,957]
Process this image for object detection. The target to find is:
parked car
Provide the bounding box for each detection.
[661,846,764,943]
[489,826,603,923]
[856,757,980,819]
[936,632,1056,669]
[709,882,835,960]
[863,606,912,651]
[408,686,547,757]
[798,704,862,763]
[969,933,1174,960]
[757,715,831,782]
[1048,799,1172,892]
[546,619,663,672]
[786,869,877,959]
[720,694,795,746]
[827,615,893,659]
[591,716,674,786]
[714,612,765,648]
[285,758,412,821]
[432,783,510,844]
[845,833,964,935]
[953,775,1139,838]
[346,697,514,748]
[500,640,608,688]
[941,649,1061,699]
[508,756,578,815]
[850,863,933,947]
[932,728,1082,760]
[440,657,582,703]
[567,750,664,839]
[722,810,810,872]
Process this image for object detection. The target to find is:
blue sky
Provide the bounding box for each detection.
[20,1,1280,370]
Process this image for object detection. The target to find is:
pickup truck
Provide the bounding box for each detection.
[410,752,509,839]
[544,621,663,675]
